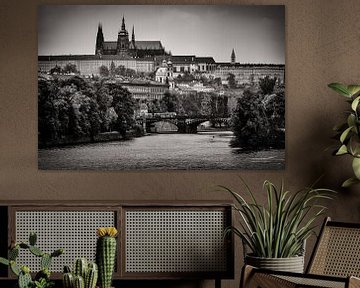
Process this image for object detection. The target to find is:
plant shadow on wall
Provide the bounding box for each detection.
[328,83,360,187]
[219,178,335,273]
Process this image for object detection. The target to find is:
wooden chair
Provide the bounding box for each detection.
[241,217,360,288]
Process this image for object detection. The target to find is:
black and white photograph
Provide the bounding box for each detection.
[38,5,285,170]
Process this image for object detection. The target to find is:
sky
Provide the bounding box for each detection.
[38,5,285,64]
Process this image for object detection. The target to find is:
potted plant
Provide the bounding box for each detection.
[0,232,63,288]
[328,83,360,187]
[221,179,334,273]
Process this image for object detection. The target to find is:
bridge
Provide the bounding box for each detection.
[136,113,231,133]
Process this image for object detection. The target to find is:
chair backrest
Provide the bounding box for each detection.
[307,217,360,277]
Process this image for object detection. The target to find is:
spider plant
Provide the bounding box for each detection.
[221,179,335,258]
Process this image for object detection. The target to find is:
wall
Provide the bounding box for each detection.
[0,0,360,287]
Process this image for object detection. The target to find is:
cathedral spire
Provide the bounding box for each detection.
[132,25,135,42]
[231,48,236,64]
[95,22,104,55]
[121,15,126,31]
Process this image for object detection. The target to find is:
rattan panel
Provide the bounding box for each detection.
[15,211,115,272]
[125,210,227,273]
[277,275,345,288]
[310,226,360,277]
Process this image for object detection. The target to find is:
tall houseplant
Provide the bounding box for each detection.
[222,179,334,272]
[328,83,360,187]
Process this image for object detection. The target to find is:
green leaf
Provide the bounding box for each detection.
[340,126,353,143]
[347,114,356,128]
[328,83,351,97]
[352,157,360,179]
[0,257,9,266]
[336,144,348,155]
[351,96,360,111]
[347,85,360,97]
[342,177,360,188]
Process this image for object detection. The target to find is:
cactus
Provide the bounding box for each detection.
[63,259,98,288]
[41,253,52,270]
[85,263,98,288]
[63,272,74,288]
[0,257,9,266]
[74,258,87,279]
[29,245,44,257]
[96,227,118,288]
[9,246,19,260]
[10,260,20,276]
[18,267,32,288]
[73,275,85,288]
[0,233,64,288]
[35,268,50,282]
[29,232,37,246]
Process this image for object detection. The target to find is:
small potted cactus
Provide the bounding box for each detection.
[0,232,64,288]
[96,227,118,288]
[62,258,98,288]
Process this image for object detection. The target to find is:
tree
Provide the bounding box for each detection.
[50,65,62,74]
[107,83,136,137]
[231,88,285,150]
[227,73,236,88]
[231,90,271,149]
[99,65,109,77]
[110,61,116,76]
[160,92,178,112]
[259,76,277,95]
[213,77,222,86]
[62,63,78,74]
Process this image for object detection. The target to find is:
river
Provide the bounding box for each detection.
[38,131,285,170]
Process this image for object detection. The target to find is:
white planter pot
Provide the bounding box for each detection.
[245,254,305,273]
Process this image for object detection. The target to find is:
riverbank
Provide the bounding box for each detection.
[38,131,130,148]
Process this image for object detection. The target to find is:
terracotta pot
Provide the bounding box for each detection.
[245,254,305,273]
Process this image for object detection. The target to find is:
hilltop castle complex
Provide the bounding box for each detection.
[38,16,285,91]
[95,17,165,58]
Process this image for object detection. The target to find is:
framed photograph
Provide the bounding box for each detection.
[38,5,285,170]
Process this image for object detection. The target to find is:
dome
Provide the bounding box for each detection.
[156,67,168,77]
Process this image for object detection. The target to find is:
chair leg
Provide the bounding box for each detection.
[240,265,296,288]
[240,265,255,288]
[349,276,360,288]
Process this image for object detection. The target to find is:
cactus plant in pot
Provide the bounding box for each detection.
[96,227,118,288]
[0,232,63,288]
[221,179,335,273]
[62,258,98,288]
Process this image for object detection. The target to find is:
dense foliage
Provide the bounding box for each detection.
[99,63,139,78]
[328,82,360,187]
[231,84,285,150]
[50,64,79,75]
[38,76,136,145]
[139,91,229,120]
[259,75,277,95]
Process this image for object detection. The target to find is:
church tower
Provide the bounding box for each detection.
[117,16,130,55]
[231,49,236,64]
[131,26,135,43]
[95,23,104,55]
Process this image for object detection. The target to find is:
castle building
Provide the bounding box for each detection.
[95,16,166,58]
[211,50,285,86]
